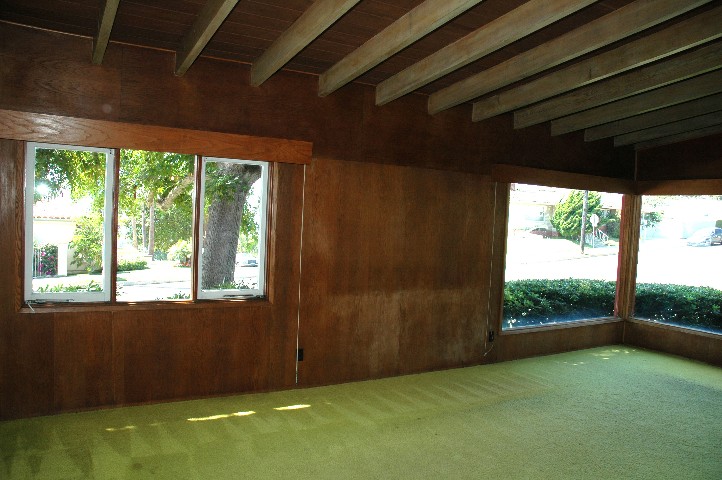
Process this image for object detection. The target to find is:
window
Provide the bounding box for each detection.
[502,183,622,329]
[116,150,195,302]
[634,195,722,335]
[198,157,268,299]
[25,143,114,302]
[24,143,270,304]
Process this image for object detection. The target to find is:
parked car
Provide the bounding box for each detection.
[686,227,722,246]
[529,227,560,238]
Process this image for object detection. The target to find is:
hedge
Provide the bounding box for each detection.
[504,279,722,332]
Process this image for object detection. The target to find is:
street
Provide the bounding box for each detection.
[505,236,722,290]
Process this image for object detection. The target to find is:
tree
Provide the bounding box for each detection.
[551,190,602,242]
[119,150,194,257]
[201,162,261,288]
[34,148,261,289]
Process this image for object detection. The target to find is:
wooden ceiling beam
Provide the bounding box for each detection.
[427,0,712,115]
[91,0,120,65]
[615,110,722,146]
[375,0,594,106]
[251,0,361,87]
[318,0,483,97]
[585,93,722,141]
[176,0,239,76]
[514,41,722,128]
[635,124,722,150]
[550,69,722,135]
[472,6,722,122]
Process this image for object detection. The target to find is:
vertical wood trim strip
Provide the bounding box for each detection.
[615,194,641,319]
[487,182,510,353]
[110,148,120,303]
[191,155,203,301]
[14,142,26,312]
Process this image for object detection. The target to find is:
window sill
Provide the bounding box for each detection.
[19,297,273,314]
[627,317,722,339]
[501,317,622,335]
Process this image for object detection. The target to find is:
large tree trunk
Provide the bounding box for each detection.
[201,164,261,289]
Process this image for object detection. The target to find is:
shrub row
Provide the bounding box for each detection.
[504,279,722,332]
[117,259,148,272]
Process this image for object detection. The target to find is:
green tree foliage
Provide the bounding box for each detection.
[34,148,107,206]
[551,190,602,241]
[70,214,103,272]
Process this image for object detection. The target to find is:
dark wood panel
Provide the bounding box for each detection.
[624,320,722,366]
[496,321,625,362]
[298,158,494,385]
[53,311,114,411]
[1,315,55,418]
[636,133,722,181]
[116,306,272,404]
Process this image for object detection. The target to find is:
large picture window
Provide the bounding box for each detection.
[24,143,270,304]
[502,183,622,329]
[634,195,722,335]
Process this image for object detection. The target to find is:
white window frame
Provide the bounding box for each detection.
[24,142,115,303]
[197,157,269,299]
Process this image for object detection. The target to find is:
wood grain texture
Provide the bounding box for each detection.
[473,6,722,122]
[615,110,722,146]
[252,0,361,87]
[53,311,114,411]
[624,320,722,366]
[615,194,641,319]
[428,0,713,114]
[497,321,624,362]
[634,124,722,151]
[0,109,313,165]
[551,70,722,135]
[318,0,483,97]
[92,0,120,65]
[514,42,722,128]
[585,93,722,141]
[297,157,492,385]
[635,133,722,181]
[376,0,595,106]
[176,0,239,76]
[491,164,636,194]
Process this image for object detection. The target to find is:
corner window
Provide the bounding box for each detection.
[198,157,268,299]
[635,195,722,335]
[25,143,114,302]
[502,183,622,329]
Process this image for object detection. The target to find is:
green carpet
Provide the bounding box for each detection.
[2,346,721,479]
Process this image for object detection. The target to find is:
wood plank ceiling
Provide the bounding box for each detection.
[1,0,720,151]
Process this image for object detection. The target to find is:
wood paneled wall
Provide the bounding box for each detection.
[636,133,722,181]
[0,23,701,420]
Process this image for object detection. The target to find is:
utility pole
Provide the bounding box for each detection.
[580,190,589,254]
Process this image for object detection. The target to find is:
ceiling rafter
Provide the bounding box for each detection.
[427,0,713,115]
[251,0,362,87]
[91,0,120,65]
[585,93,722,142]
[615,110,722,146]
[175,0,240,76]
[635,124,722,150]
[550,69,722,136]
[513,41,722,129]
[318,0,484,97]
[472,6,722,123]
[375,0,594,106]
